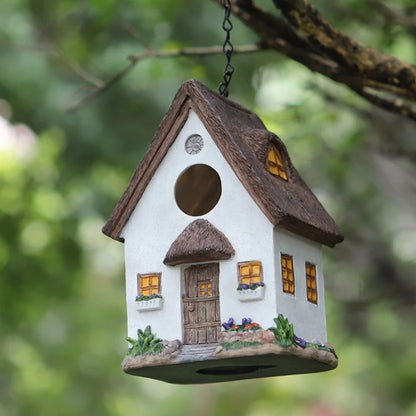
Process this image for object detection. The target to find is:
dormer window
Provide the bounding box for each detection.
[267,146,287,180]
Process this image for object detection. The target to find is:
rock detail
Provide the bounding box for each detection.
[162,339,181,355]
[218,328,275,345]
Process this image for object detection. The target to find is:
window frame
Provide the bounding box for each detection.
[267,145,288,180]
[237,261,263,287]
[199,282,212,297]
[305,262,318,304]
[137,273,161,297]
[281,253,295,295]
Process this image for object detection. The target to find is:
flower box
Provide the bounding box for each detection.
[237,285,265,301]
[136,297,163,311]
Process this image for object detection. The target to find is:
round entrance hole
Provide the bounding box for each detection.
[174,164,222,216]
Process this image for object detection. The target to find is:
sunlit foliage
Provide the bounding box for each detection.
[1,1,415,415]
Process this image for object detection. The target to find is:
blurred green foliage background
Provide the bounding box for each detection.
[1,1,415,415]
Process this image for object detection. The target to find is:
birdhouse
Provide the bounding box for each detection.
[102,79,343,384]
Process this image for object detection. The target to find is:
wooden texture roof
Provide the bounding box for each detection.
[163,219,235,266]
[102,79,343,247]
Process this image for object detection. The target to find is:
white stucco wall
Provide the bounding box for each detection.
[121,109,279,341]
[120,109,328,344]
[274,228,327,342]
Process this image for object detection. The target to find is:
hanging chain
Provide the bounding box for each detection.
[219,0,234,98]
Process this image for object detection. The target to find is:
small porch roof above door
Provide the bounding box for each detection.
[163,219,235,266]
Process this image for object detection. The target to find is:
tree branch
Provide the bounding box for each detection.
[353,86,416,120]
[274,0,416,91]
[69,0,416,119]
[128,44,260,62]
[0,36,104,88]
[66,44,262,112]
[368,0,416,37]
[67,61,136,113]
[209,0,416,120]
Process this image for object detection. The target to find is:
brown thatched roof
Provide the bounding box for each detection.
[103,79,343,247]
[163,219,235,266]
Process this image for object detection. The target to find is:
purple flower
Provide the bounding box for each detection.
[222,317,235,330]
[294,335,307,348]
[242,317,252,325]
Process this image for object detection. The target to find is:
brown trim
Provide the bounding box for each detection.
[102,98,191,240]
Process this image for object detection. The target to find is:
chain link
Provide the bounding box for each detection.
[219,0,234,98]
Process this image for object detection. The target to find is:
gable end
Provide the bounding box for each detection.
[103,79,343,247]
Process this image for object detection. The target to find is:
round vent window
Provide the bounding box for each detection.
[185,134,204,155]
[175,164,222,216]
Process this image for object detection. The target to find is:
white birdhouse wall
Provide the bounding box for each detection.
[122,110,276,340]
[121,109,327,344]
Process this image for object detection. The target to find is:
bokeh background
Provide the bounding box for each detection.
[1,1,415,415]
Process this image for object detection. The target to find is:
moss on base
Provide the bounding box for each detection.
[121,340,337,384]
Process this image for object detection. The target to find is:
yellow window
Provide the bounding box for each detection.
[306,262,318,304]
[137,273,161,297]
[238,261,263,286]
[281,254,295,294]
[267,146,287,180]
[199,282,212,296]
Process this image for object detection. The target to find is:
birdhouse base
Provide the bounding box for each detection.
[122,341,337,384]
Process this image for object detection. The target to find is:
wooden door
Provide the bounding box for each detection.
[183,263,220,345]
